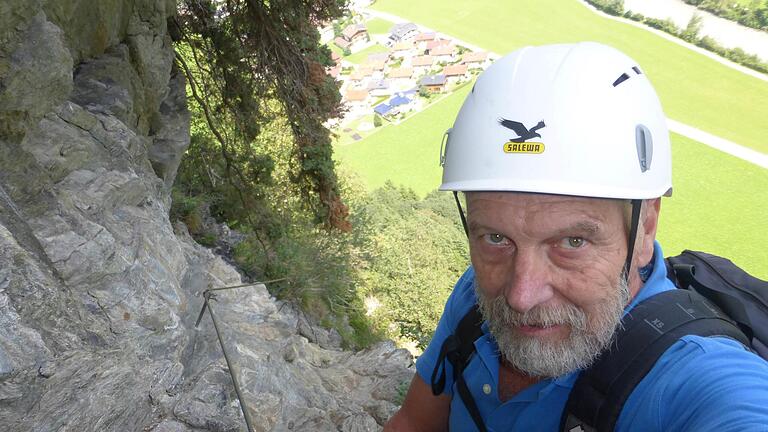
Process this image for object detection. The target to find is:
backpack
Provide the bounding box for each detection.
[429,250,768,432]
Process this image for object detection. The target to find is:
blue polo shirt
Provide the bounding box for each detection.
[415,243,768,431]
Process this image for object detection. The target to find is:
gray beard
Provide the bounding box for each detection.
[474,275,630,378]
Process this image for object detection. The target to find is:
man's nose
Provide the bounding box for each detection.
[504,251,555,314]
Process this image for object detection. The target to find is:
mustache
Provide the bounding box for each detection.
[477,294,588,331]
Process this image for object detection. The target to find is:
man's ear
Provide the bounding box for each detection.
[636,198,661,267]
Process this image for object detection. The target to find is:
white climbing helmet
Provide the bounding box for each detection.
[439,42,672,199]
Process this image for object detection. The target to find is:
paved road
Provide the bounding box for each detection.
[362,6,768,169]
[624,0,768,63]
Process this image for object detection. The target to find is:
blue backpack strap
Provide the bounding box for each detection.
[561,289,749,432]
[430,304,487,431]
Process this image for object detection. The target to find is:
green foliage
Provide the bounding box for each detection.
[394,379,411,405]
[683,0,768,30]
[681,13,703,43]
[585,0,624,16]
[642,17,681,35]
[175,0,350,231]
[353,184,469,347]
[232,213,381,348]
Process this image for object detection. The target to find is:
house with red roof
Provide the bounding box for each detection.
[411,55,435,74]
[462,51,490,69]
[443,64,469,83]
[426,39,451,52]
[334,36,351,51]
[391,41,416,59]
[343,88,371,109]
[431,44,457,64]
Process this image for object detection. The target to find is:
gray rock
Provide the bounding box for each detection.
[0,1,414,431]
[0,12,73,120]
[151,420,194,432]
[149,65,190,193]
[340,413,381,432]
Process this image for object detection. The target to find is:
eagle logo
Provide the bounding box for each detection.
[498,118,546,142]
[498,118,547,154]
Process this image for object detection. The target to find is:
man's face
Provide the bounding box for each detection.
[466,192,646,377]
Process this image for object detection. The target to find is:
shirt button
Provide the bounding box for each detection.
[482,384,492,395]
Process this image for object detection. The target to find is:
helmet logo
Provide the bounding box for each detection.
[499,118,546,154]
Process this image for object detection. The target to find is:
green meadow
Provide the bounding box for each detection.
[366,17,395,34]
[371,0,768,154]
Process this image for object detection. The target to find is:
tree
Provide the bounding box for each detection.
[175,0,350,232]
[682,12,704,42]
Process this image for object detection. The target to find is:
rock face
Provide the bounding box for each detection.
[0,1,413,431]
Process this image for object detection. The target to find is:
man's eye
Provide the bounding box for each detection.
[484,233,508,245]
[560,237,586,249]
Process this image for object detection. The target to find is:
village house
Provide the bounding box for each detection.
[431,44,457,64]
[419,74,447,93]
[388,92,415,114]
[334,36,352,52]
[346,66,372,88]
[411,55,434,75]
[391,41,416,59]
[387,22,418,46]
[366,58,387,73]
[387,67,415,91]
[374,102,394,117]
[327,64,342,79]
[462,51,491,69]
[374,91,416,118]
[343,88,371,110]
[341,23,370,53]
[367,79,393,97]
[425,38,451,52]
[331,51,342,66]
[443,63,469,83]
[367,52,390,63]
[415,32,436,42]
[388,66,414,81]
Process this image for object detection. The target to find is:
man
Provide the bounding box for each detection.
[384,42,768,431]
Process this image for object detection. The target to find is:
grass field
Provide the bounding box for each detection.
[366,17,394,34]
[370,0,768,154]
[345,43,389,64]
[335,85,470,193]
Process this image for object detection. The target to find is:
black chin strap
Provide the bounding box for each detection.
[454,191,469,237]
[624,199,643,280]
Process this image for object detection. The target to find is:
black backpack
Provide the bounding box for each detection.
[429,250,768,432]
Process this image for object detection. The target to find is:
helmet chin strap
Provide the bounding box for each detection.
[454,191,469,237]
[624,199,643,282]
[454,193,644,282]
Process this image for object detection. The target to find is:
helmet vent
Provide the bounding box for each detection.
[636,124,653,172]
[632,66,642,74]
[613,72,630,87]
